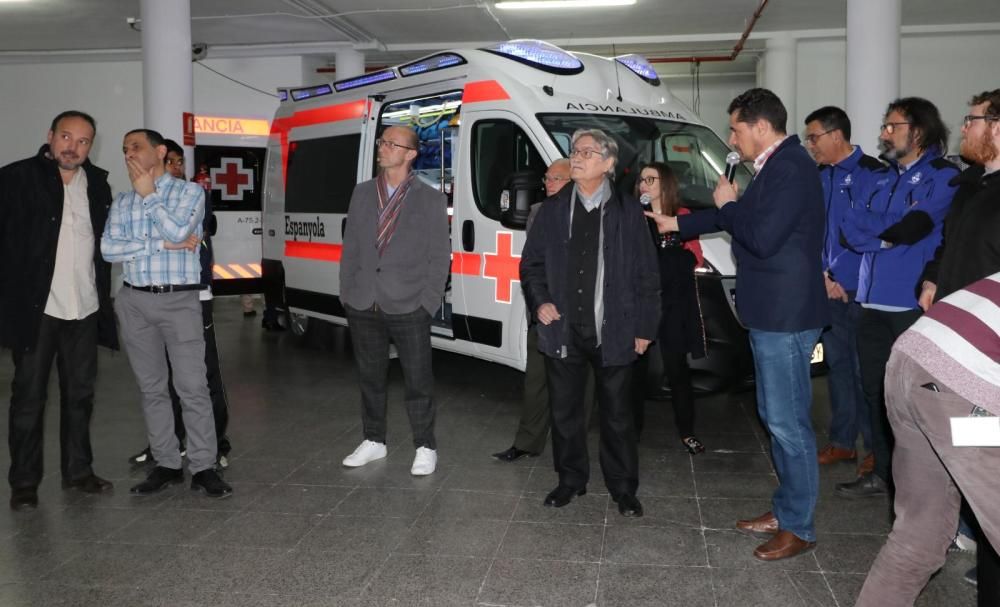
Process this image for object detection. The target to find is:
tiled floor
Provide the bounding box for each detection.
[0,299,977,606]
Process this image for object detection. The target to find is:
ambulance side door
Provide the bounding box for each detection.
[455,109,550,367]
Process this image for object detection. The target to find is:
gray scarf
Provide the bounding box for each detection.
[568,178,611,348]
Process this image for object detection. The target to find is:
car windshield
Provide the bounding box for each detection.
[537,113,753,210]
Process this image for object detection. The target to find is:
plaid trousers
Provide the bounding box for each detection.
[345,305,436,449]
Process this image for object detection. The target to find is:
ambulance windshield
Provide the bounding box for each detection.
[537,114,752,210]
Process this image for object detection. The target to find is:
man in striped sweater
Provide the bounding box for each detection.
[856,271,1000,606]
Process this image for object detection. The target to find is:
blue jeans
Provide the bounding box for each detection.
[749,328,823,542]
[821,292,871,451]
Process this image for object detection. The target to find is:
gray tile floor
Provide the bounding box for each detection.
[0,299,977,606]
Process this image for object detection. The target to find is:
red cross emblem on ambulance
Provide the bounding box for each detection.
[482,231,520,304]
[210,157,253,201]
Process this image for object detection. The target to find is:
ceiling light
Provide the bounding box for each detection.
[496,0,637,9]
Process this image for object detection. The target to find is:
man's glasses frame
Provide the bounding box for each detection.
[375,138,416,151]
[963,114,999,128]
[880,122,911,135]
[804,129,835,145]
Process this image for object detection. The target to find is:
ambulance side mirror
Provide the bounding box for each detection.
[499,170,542,231]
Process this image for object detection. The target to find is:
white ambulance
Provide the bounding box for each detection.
[262,40,760,392]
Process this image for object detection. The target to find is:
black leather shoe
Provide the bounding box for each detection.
[10,487,38,512]
[613,493,644,517]
[130,466,183,495]
[491,446,537,462]
[543,485,586,508]
[835,472,889,498]
[191,469,233,499]
[62,474,113,494]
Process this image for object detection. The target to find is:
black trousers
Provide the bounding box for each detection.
[545,323,637,497]
[346,305,436,450]
[632,346,695,440]
[164,299,231,455]
[8,313,98,489]
[857,307,921,484]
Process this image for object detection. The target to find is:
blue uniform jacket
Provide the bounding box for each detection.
[519,183,661,367]
[841,147,959,309]
[678,135,829,332]
[819,147,885,292]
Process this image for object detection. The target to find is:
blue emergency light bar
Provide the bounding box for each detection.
[483,40,583,75]
[615,54,661,86]
[400,53,467,77]
[278,90,289,102]
[334,69,397,92]
[290,84,333,101]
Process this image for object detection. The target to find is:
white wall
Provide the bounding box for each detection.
[664,75,758,137]
[0,56,307,193]
[796,32,1000,155]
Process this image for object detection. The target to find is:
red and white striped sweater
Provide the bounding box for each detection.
[895,272,1000,415]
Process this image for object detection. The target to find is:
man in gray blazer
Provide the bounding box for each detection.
[339,125,451,476]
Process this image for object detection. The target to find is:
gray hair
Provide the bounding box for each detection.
[570,128,618,175]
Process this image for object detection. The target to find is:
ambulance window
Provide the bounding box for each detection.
[471,120,547,220]
[285,134,361,214]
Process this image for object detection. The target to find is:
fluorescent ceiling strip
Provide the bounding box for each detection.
[496,0,636,9]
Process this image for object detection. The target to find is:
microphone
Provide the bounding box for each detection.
[724,151,741,183]
[639,193,652,208]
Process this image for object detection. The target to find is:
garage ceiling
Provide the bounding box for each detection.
[1,0,999,75]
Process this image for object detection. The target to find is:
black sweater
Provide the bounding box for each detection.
[922,166,1000,300]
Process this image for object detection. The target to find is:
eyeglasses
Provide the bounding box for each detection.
[963,114,998,128]
[569,148,603,160]
[880,122,911,134]
[804,129,835,145]
[542,175,569,184]
[635,176,660,185]
[375,138,416,151]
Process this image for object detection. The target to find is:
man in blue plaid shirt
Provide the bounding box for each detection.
[102,128,231,499]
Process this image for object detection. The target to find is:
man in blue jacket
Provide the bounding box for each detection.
[803,107,886,476]
[650,88,829,560]
[837,98,959,499]
[520,129,660,518]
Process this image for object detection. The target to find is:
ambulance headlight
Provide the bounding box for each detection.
[614,54,660,86]
[483,40,584,75]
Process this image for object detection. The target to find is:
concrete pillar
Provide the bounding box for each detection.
[846,0,901,154]
[761,34,797,130]
[140,0,194,175]
[335,49,365,80]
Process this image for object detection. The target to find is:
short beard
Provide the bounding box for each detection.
[961,130,998,166]
[878,131,915,161]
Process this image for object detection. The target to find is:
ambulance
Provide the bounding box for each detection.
[262,40,771,392]
[193,115,269,296]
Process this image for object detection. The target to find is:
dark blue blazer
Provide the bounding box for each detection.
[679,135,829,332]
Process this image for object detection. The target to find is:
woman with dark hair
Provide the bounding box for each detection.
[633,162,707,454]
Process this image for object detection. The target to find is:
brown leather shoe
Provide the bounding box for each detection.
[817,444,857,465]
[753,530,816,561]
[736,511,779,538]
[857,452,874,476]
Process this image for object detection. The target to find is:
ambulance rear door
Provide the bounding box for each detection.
[192,119,269,295]
[280,98,368,325]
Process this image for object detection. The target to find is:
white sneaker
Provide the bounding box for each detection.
[949,532,977,554]
[410,447,437,476]
[342,440,387,467]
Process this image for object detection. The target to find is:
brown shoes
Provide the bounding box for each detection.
[817,444,857,465]
[857,452,874,476]
[753,530,816,561]
[736,511,779,538]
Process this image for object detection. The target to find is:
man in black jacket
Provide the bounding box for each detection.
[0,111,118,511]
[520,129,660,517]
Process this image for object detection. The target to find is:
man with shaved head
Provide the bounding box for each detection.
[339,125,451,476]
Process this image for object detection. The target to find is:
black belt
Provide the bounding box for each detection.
[124,282,205,294]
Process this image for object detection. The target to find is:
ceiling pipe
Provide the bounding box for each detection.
[647,0,769,64]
